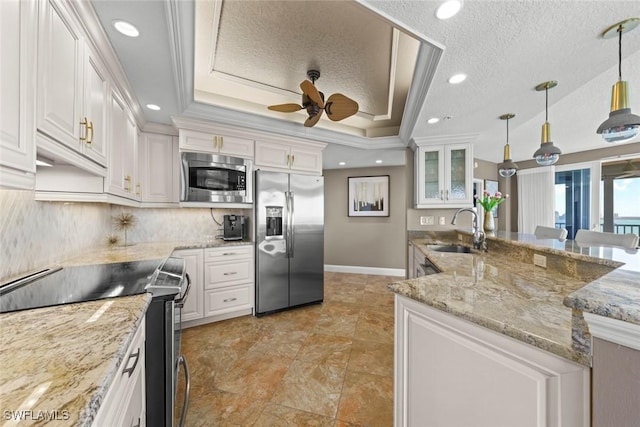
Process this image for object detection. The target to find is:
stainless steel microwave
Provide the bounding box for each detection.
[180,152,253,204]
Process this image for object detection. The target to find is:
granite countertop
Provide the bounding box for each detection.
[0,239,254,426]
[477,231,640,327]
[396,231,640,366]
[394,237,593,365]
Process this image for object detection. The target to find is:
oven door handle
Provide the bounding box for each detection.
[177,355,190,427]
[175,273,191,308]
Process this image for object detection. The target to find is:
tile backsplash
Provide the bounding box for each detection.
[0,189,250,282]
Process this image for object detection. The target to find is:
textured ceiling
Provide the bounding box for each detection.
[193,0,420,137]
[91,0,640,169]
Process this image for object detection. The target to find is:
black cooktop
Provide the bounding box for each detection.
[0,258,166,313]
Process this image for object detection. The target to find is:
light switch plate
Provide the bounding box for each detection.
[420,216,434,225]
[533,254,547,268]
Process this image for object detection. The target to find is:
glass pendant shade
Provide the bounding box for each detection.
[534,122,561,165]
[597,82,640,142]
[597,19,640,143]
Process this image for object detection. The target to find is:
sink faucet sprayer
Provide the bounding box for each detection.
[451,208,487,251]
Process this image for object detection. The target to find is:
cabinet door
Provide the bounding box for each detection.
[36,0,83,149]
[290,145,323,174]
[140,133,177,203]
[415,145,445,206]
[174,249,204,323]
[107,92,126,196]
[179,129,216,153]
[217,134,254,158]
[0,0,36,185]
[254,140,291,169]
[445,144,472,204]
[124,113,139,200]
[82,47,108,166]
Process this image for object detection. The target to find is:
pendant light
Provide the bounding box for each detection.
[533,81,562,166]
[596,18,640,143]
[498,113,518,177]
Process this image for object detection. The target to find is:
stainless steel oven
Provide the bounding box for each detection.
[145,257,191,427]
[180,152,253,204]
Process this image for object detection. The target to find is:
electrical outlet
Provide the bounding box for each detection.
[439,216,446,225]
[420,216,434,225]
[533,254,547,268]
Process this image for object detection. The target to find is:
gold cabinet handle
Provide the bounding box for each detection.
[124,175,131,192]
[86,121,94,145]
[80,117,89,142]
[136,183,141,196]
[213,136,217,149]
[291,155,294,166]
[220,136,223,149]
[286,154,290,165]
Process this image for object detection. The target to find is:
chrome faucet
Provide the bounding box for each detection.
[451,208,487,251]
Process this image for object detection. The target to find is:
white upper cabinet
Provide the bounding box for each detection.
[179,129,254,158]
[254,140,324,175]
[106,90,139,201]
[0,0,37,189]
[36,0,108,167]
[139,132,179,205]
[414,141,473,208]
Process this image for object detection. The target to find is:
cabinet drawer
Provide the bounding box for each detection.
[93,318,145,425]
[205,260,253,289]
[204,285,252,315]
[204,245,253,262]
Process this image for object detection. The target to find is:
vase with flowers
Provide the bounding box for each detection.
[475,190,509,233]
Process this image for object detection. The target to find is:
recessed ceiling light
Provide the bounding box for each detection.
[146,104,161,111]
[375,160,383,164]
[448,73,467,84]
[427,117,440,124]
[338,161,346,166]
[436,0,463,20]
[113,20,139,37]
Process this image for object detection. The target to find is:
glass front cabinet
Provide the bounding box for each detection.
[415,142,473,208]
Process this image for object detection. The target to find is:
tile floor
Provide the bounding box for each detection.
[179,272,397,427]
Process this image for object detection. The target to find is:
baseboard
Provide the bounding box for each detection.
[324,264,405,277]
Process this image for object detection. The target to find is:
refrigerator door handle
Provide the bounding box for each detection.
[285,191,292,258]
[289,191,295,258]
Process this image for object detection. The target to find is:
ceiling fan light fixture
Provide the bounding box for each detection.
[533,81,561,166]
[597,18,640,143]
[498,113,518,178]
[436,0,463,20]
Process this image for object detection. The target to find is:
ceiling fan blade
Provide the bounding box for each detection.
[324,93,359,121]
[300,80,324,108]
[304,110,324,127]
[268,103,303,113]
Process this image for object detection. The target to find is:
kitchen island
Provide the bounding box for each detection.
[0,239,251,426]
[391,230,639,427]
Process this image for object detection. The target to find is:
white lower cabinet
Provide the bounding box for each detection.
[174,244,254,327]
[395,295,590,427]
[93,317,145,426]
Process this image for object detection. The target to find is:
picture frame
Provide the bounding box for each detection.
[484,179,499,218]
[348,175,390,217]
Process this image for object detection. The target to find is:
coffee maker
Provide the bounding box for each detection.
[223,215,245,241]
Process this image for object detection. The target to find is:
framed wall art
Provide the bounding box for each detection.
[348,175,390,217]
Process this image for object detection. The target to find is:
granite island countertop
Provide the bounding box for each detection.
[0,239,254,426]
[394,231,640,366]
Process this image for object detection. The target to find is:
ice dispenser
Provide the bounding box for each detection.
[266,206,283,237]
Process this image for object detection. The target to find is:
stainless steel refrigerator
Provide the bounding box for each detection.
[255,170,324,314]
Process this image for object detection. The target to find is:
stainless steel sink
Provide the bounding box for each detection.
[426,244,472,253]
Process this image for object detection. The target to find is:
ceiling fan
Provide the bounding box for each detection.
[268,70,359,127]
[603,160,640,179]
